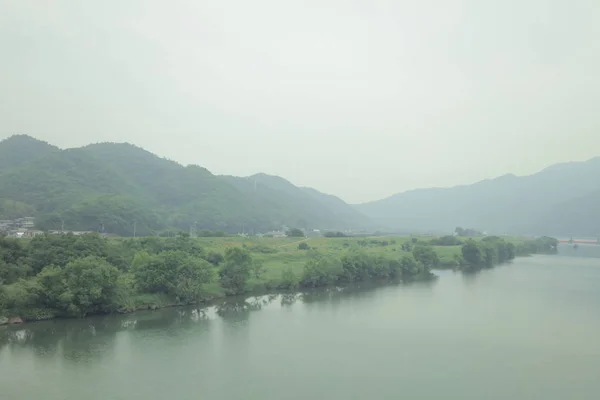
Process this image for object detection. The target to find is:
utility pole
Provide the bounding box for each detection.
[133,221,137,238]
[61,219,65,232]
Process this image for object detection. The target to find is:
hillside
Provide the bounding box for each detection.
[0,135,372,235]
[356,158,600,236]
[0,135,58,170]
[223,173,372,231]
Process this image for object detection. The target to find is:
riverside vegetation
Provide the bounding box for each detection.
[0,233,558,322]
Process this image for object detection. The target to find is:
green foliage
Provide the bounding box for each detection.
[27,233,110,274]
[324,231,347,238]
[0,284,7,315]
[461,240,483,266]
[279,267,299,289]
[248,244,278,254]
[300,256,343,288]
[298,242,310,250]
[412,245,440,268]
[219,248,253,295]
[0,236,31,284]
[173,257,215,303]
[131,250,185,294]
[455,227,483,237]
[206,251,224,266]
[0,233,558,321]
[0,136,372,236]
[0,199,36,219]
[286,228,305,238]
[461,237,517,270]
[430,235,463,246]
[36,257,120,317]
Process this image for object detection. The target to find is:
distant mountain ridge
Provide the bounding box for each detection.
[0,135,373,235]
[356,157,600,236]
[1,135,598,237]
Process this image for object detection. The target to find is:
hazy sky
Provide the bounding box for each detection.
[1,1,599,203]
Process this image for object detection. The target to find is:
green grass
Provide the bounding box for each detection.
[193,235,466,280]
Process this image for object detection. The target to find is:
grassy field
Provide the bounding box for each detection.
[191,235,469,281]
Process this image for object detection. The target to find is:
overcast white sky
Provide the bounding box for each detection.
[1,0,599,203]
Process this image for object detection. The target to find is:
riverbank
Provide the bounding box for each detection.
[0,234,558,324]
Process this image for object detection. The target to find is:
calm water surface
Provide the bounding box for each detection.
[2,245,600,399]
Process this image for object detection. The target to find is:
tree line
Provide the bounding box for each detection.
[0,233,434,321]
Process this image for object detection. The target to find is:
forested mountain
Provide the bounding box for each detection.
[356,158,600,236]
[0,136,372,235]
[223,173,371,231]
[0,135,58,170]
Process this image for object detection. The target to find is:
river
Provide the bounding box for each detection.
[2,244,600,399]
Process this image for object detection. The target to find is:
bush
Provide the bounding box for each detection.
[205,251,224,266]
[324,231,347,238]
[430,235,463,246]
[286,228,305,238]
[298,242,310,250]
[412,245,439,268]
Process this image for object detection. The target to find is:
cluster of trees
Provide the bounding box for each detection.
[516,236,559,255]
[286,228,305,238]
[0,199,36,220]
[283,251,432,290]
[454,227,483,237]
[0,233,435,321]
[457,236,558,271]
[324,231,348,238]
[430,235,463,246]
[460,237,516,270]
[357,238,397,247]
[0,233,254,319]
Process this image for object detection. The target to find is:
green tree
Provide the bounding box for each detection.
[173,257,215,303]
[412,245,439,268]
[279,267,299,289]
[399,255,433,281]
[300,256,343,287]
[206,251,224,266]
[37,257,120,317]
[219,248,252,295]
[131,250,187,294]
[461,240,483,266]
[286,228,305,238]
[0,283,7,315]
[298,242,309,250]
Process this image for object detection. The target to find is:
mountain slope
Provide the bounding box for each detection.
[223,173,372,230]
[0,135,371,235]
[0,135,59,170]
[356,158,600,235]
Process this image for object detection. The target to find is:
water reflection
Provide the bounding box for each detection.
[0,281,435,359]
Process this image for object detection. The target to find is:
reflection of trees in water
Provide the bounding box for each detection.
[0,308,215,358]
[215,294,277,322]
[0,281,440,358]
[280,293,301,306]
[0,317,124,362]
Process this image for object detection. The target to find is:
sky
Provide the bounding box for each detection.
[1,0,599,203]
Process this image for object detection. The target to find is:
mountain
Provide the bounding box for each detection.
[223,173,372,231]
[0,135,59,170]
[356,158,600,236]
[0,135,372,235]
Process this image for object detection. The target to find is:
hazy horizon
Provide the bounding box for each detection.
[2,0,599,203]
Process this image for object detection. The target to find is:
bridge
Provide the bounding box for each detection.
[558,238,599,245]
